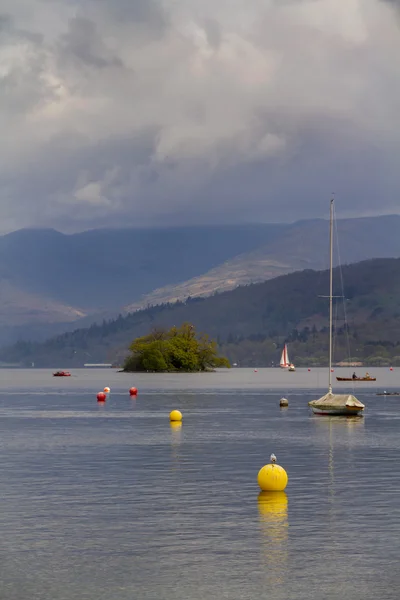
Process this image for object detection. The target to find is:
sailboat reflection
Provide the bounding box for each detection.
[313,416,364,553]
[257,491,288,586]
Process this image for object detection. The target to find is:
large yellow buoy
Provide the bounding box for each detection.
[257,464,288,491]
[169,410,182,422]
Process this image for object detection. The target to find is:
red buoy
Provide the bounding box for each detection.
[129,387,138,396]
[390,367,393,371]
[97,392,107,402]
[331,369,334,372]
[308,368,311,372]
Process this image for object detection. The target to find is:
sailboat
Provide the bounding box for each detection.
[308,199,365,416]
[280,344,296,371]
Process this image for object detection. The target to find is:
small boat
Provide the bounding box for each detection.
[376,391,400,396]
[53,371,71,377]
[308,199,365,416]
[280,344,295,371]
[280,344,289,368]
[336,376,376,382]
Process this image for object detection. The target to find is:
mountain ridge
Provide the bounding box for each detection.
[3,256,400,367]
[0,215,400,347]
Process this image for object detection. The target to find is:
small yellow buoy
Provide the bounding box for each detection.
[257,464,288,491]
[169,410,182,422]
[279,397,288,407]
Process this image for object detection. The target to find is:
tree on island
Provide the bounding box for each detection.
[123,322,230,372]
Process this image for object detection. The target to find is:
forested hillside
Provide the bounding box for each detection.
[3,257,400,367]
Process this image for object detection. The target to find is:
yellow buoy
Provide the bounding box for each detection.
[257,464,288,491]
[169,410,182,422]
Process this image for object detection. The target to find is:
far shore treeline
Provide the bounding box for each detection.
[123,323,230,372]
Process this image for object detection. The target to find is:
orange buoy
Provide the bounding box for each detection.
[97,392,107,402]
[104,386,110,393]
[129,387,138,396]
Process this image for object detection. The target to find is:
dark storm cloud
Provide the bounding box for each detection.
[93,0,169,30]
[58,17,124,69]
[0,0,400,232]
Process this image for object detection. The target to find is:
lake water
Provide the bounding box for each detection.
[0,367,399,599]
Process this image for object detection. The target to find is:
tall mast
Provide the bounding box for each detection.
[328,197,334,393]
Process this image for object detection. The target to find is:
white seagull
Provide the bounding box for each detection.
[270,453,277,463]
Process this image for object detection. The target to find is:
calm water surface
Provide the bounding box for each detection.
[0,368,399,599]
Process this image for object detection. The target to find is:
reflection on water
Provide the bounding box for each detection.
[0,375,399,599]
[257,491,288,588]
[312,415,368,577]
[311,415,365,429]
[170,420,182,433]
[170,421,182,467]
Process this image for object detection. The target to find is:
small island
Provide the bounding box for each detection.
[122,322,230,372]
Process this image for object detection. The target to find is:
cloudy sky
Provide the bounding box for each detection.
[0,0,399,232]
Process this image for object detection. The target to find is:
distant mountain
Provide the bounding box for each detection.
[123,215,400,311]
[1,215,400,347]
[0,224,282,308]
[4,257,400,367]
[0,224,282,345]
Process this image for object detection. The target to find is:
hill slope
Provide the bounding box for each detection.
[1,215,400,348]
[4,257,400,367]
[123,215,400,311]
[0,224,282,310]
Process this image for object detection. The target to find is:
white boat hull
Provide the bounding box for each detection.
[309,405,364,416]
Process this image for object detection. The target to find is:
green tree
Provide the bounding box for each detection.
[123,323,230,372]
[141,346,168,371]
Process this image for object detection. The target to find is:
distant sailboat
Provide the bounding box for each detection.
[308,198,365,416]
[280,344,289,368]
[280,344,295,371]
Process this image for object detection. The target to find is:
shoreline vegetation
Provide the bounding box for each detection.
[122,323,230,373]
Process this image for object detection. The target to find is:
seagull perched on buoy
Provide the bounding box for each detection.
[270,453,277,463]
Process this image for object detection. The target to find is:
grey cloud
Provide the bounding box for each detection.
[96,0,168,29]
[0,14,13,32]
[203,18,222,49]
[58,17,124,69]
[73,0,168,36]
[0,0,400,233]
[0,16,51,115]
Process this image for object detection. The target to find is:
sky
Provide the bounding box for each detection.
[0,0,399,232]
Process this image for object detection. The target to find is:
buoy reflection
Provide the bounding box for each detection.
[170,420,182,437]
[170,421,182,467]
[257,491,288,587]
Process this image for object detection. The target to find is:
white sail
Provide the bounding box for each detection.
[280,344,289,368]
